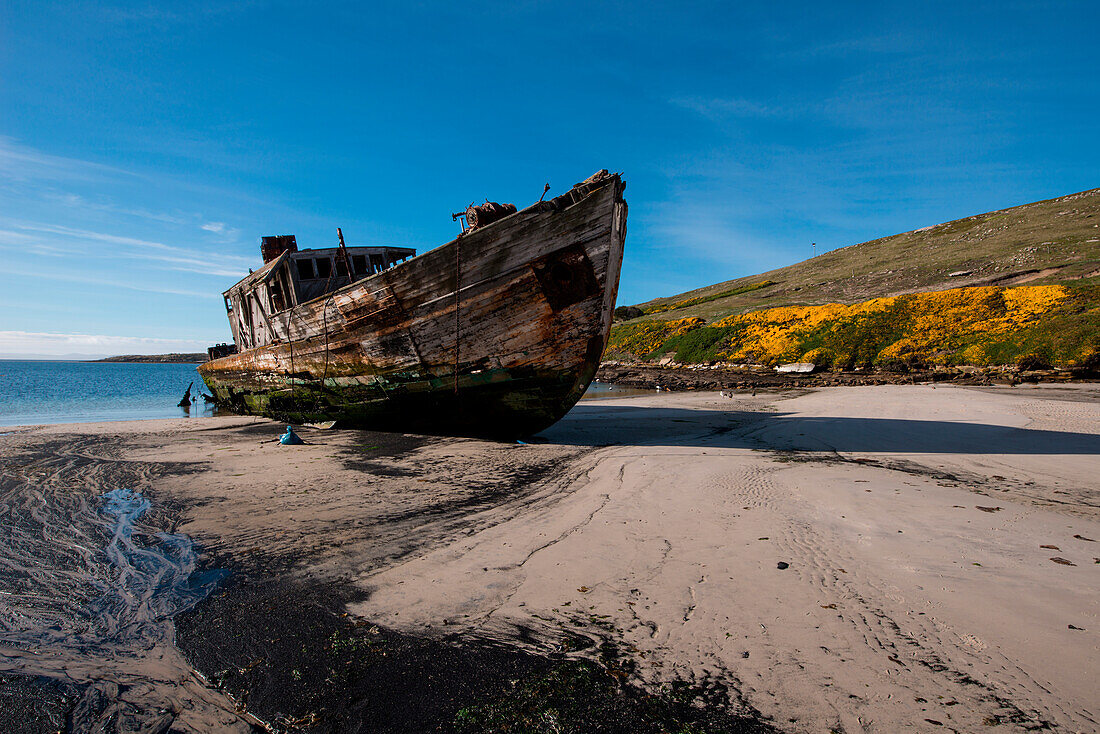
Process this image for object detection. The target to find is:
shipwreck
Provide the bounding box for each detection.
[199,170,627,437]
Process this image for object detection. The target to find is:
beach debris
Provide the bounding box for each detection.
[280,426,305,445]
[1049,557,1076,566]
[454,201,518,233]
[201,391,216,403]
[775,362,815,374]
[1040,544,1060,550]
[776,562,790,570]
[178,381,194,407]
[975,506,1002,513]
[1068,624,1086,630]
[1073,533,1095,542]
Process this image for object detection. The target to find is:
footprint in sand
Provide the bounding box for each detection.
[959,633,986,651]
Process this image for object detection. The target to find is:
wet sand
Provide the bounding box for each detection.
[1,384,1097,732]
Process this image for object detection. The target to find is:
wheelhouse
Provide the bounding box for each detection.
[223,235,415,351]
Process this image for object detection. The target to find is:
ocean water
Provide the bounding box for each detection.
[580,380,655,399]
[0,361,637,427]
[0,360,215,427]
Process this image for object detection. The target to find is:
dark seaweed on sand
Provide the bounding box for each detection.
[176,577,775,734]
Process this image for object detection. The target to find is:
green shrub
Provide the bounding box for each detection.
[1016,349,1053,371]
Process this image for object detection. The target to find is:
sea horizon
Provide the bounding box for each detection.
[0,360,214,427]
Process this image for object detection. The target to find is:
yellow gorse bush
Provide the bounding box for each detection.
[606,317,706,356]
[607,284,1082,367]
[879,285,1066,362]
[711,299,896,364]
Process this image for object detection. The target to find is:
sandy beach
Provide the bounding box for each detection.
[2,383,1097,732]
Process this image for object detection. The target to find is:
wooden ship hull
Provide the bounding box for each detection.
[198,172,627,437]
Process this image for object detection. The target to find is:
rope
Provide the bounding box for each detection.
[321,295,333,393]
[287,302,296,380]
[316,246,345,396]
[454,235,460,394]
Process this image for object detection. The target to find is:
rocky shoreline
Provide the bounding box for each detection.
[596,361,1099,392]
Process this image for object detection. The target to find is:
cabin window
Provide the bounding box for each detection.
[280,272,293,307]
[296,258,315,280]
[316,257,332,278]
[335,257,349,277]
[352,254,368,275]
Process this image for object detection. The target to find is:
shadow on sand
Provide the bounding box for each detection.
[537,403,1100,455]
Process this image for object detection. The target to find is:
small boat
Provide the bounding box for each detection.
[199,170,627,437]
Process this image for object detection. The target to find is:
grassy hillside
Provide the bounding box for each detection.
[610,188,1100,369]
[627,188,1100,322]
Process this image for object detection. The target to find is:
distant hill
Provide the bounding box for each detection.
[94,353,207,363]
[628,188,1100,320]
[609,188,1100,369]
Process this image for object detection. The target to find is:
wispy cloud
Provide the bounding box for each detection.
[0,330,208,358]
[7,221,253,277]
[0,228,38,244]
[0,138,256,234]
[96,1,262,27]
[43,191,185,224]
[643,200,796,273]
[670,96,807,121]
[200,219,242,243]
[7,267,221,299]
[0,136,134,184]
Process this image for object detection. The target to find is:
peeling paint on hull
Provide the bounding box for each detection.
[199,173,626,438]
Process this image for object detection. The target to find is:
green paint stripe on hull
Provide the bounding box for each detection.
[202,361,599,438]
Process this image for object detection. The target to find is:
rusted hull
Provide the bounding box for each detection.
[198,174,626,437]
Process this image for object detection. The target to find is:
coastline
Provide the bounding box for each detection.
[1,384,1098,731]
[597,362,1100,391]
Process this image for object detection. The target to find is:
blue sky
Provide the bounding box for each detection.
[1,1,1097,357]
